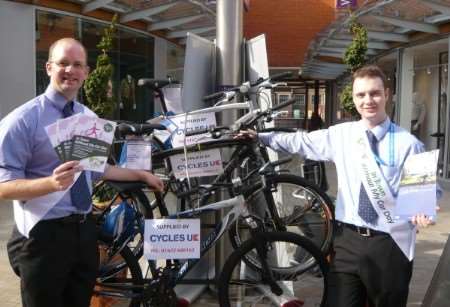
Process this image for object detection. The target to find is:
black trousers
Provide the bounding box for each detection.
[7,216,99,307]
[327,222,413,307]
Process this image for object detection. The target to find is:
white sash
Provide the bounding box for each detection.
[357,130,416,260]
[13,172,81,238]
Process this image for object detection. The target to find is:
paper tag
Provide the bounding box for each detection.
[144,219,200,260]
[125,140,152,170]
[169,148,223,179]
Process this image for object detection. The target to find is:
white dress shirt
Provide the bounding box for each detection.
[258,117,424,230]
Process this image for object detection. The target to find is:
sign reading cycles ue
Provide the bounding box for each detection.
[148,234,199,242]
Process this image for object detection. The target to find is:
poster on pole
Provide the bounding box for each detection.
[182,33,216,111]
[246,34,272,109]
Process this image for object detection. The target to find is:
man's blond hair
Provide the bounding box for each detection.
[48,38,87,63]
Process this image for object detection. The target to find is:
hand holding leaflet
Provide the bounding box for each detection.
[44,114,116,172]
[395,150,439,221]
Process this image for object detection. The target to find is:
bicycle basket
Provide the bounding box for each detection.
[101,200,137,243]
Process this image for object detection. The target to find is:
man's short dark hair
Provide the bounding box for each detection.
[352,65,387,89]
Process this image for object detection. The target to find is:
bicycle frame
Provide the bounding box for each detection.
[162,193,251,284]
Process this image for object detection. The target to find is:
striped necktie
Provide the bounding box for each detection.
[62,101,91,212]
[357,130,379,224]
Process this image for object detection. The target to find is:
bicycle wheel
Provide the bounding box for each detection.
[93,182,154,264]
[219,231,328,307]
[95,245,144,307]
[228,174,334,270]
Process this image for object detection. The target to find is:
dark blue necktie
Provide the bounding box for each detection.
[62,102,91,212]
[358,130,379,224]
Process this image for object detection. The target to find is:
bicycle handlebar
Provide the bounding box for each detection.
[245,97,296,127]
[184,97,296,138]
[137,78,179,91]
[116,123,167,137]
[202,72,292,103]
[203,92,226,102]
[249,71,292,87]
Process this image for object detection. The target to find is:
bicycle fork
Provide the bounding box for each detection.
[253,236,284,296]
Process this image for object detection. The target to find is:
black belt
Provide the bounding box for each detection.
[338,222,387,237]
[44,213,91,224]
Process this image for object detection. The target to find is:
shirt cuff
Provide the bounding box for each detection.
[257,132,273,147]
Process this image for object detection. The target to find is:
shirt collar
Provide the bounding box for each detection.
[44,85,81,113]
[358,117,391,142]
[369,117,391,142]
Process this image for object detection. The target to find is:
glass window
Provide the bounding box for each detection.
[36,11,77,95]
[36,10,155,122]
[292,94,305,119]
[167,42,185,81]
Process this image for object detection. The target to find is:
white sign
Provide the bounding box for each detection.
[144,219,200,260]
[169,112,217,148]
[169,148,223,179]
[124,140,152,171]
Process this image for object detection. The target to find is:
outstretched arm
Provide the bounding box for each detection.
[102,165,164,192]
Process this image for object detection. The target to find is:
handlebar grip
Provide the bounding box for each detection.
[116,123,166,137]
[272,97,296,111]
[203,92,226,102]
[249,71,293,87]
[269,71,292,81]
[137,124,167,134]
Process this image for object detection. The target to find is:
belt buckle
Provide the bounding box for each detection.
[78,214,88,223]
[357,226,371,237]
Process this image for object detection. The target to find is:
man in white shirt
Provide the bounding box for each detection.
[239,65,433,307]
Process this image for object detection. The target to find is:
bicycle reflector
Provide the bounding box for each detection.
[101,200,136,242]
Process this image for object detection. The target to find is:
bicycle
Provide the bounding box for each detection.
[94,158,329,307]
[103,86,334,260]
[93,74,334,279]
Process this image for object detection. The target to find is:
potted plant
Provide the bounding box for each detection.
[339,16,368,117]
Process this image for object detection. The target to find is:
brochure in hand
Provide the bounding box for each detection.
[45,114,117,172]
[395,150,439,221]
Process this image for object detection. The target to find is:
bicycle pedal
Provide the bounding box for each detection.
[177,298,190,307]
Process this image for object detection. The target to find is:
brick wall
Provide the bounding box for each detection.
[244,0,337,68]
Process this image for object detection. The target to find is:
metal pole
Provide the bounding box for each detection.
[216,0,243,125]
[215,0,243,280]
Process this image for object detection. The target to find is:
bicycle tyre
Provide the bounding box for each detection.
[95,245,144,307]
[218,231,328,307]
[94,183,154,269]
[228,174,334,271]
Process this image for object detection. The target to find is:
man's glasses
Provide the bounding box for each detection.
[49,60,87,70]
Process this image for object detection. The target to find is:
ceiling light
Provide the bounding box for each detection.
[426,67,431,75]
